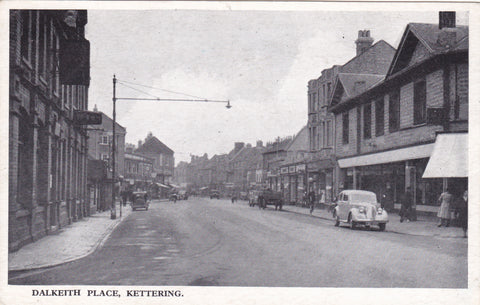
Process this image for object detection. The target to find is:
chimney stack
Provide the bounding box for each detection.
[355,30,374,56]
[439,11,456,29]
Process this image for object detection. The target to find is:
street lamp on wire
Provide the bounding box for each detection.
[110,74,231,220]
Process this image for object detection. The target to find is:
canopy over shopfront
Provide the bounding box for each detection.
[156,183,170,189]
[338,143,434,168]
[423,133,468,178]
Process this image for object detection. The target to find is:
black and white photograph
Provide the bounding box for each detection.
[1,1,479,304]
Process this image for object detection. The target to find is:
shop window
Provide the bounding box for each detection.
[413,79,427,125]
[363,103,372,139]
[389,90,400,132]
[375,97,384,136]
[342,112,349,144]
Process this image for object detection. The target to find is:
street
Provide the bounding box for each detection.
[9,198,467,288]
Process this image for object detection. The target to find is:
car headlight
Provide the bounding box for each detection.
[358,207,366,214]
[377,208,383,215]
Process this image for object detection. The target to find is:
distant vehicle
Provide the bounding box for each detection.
[248,190,260,207]
[257,189,283,210]
[131,191,149,211]
[333,190,388,231]
[210,190,220,199]
[239,191,248,200]
[169,192,178,202]
[179,190,188,200]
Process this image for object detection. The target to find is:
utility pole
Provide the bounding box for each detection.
[111,75,117,219]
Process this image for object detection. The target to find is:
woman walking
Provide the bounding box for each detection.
[457,189,468,237]
[437,188,453,227]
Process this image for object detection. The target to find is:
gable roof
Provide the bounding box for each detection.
[285,125,309,152]
[388,23,468,76]
[340,40,396,75]
[264,137,293,154]
[330,73,385,107]
[135,136,174,155]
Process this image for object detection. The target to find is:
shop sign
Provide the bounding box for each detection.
[289,166,296,173]
[280,167,289,174]
[73,111,102,125]
[296,164,306,172]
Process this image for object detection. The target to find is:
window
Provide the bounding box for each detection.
[389,90,400,132]
[101,135,109,145]
[326,120,332,146]
[312,127,317,150]
[323,84,326,105]
[20,11,30,60]
[38,12,46,78]
[319,122,324,148]
[312,93,317,112]
[413,79,427,125]
[342,112,349,144]
[327,82,332,100]
[363,103,372,139]
[101,154,109,161]
[375,97,384,136]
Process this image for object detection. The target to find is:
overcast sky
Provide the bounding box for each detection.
[85,9,468,164]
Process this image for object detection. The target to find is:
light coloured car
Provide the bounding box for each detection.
[333,190,388,231]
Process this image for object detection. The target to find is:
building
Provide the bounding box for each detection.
[135,133,175,198]
[124,146,154,192]
[9,10,90,251]
[278,126,310,204]
[230,141,265,193]
[329,14,468,215]
[263,137,293,191]
[307,30,396,205]
[87,109,126,211]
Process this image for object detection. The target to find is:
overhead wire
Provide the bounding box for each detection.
[117,79,209,100]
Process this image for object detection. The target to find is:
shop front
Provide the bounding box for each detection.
[337,143,445,215]
[280,163,307,205]
[307,158,335,206]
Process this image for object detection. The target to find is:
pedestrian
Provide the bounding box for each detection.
[437,187,453,227]
[121,191,128,207]
[457,189,468,237]
[400,186,413,222]
[308,189,316,215]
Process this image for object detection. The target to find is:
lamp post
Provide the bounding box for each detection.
[111,74,231,219]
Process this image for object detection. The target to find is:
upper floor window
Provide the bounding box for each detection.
[375,97,385,136]
[38,12,47,79]
[20,11,31,62]
[389,90,400,132]
[342,112,349,144]
[413,79,427,125]
[101,135,109,145]
[327,82,332,100]
[363,103,372,139]
[326,120,333,146]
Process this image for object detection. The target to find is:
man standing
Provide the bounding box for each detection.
[308,189,316,215]
[400,186,413,222]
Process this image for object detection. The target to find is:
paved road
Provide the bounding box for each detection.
[9,197,467,287]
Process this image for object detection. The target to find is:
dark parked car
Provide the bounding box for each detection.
[131,191,149,211]
[257,189,283,210]
[179,190,189,200]
[210,190,220,199]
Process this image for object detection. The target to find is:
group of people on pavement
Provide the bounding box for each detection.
[400,186,468,238]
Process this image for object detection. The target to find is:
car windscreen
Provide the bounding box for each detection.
[350,193,377,203]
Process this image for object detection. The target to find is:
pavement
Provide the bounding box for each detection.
[8,202,132,272]
[282,204,467,238]
[8,199,466,272]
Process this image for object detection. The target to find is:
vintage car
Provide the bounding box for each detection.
[131,191,149,211]
[239,191,248,201]
[210,190,220,199]
[178,190,189,200]
[333,190,388,231]
[169,192,178,202]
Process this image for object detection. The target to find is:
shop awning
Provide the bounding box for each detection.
[169,183,180,188]
[199,186,209,190]
[156,183,170,189]
[423,133,468,178]
[338,143,435,168]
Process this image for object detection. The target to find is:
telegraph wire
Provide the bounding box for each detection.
[117,79,209,100]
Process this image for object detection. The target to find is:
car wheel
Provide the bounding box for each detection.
[333,211,340,227]
[348,214,356,230]
[379,223,386,231]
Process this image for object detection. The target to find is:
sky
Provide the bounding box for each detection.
[85,8,468,165]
